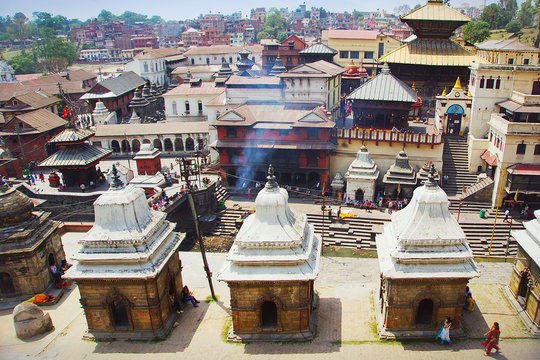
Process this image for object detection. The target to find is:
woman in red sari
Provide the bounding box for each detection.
[482,322,500,356]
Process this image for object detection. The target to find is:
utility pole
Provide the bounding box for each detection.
[180,158,216,300]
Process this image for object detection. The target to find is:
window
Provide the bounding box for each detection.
[225,127,237,138]
[486,79,494,89]
[229,57,233,63]
[535,144,540,155]
[378,42,384,58]
[197,100,203,114]
[172,101,177,115]
[350,51,359,59]
[364,51,374,59]
[305,129,318,140]
[143,62,149,72]
[279,130,289,137]
[516,143,526,154]
[508,58,514,64]
[479,78,485,88]
[524,59,529,65]
[339,51,348,59]
[185,101,190,114]
[495,79,501,89]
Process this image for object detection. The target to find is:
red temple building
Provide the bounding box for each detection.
[261,35,308,75]
[133,143,161,176]
[212,101,336,188]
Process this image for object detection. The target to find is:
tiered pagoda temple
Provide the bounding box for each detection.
[64,168,185,339]
[376,165,478,338]
[39,126,112,187]
[0,183,65,300]
[299,43,338,64]
[345,145,380,201]
[382,150,417,197]
[218,165,321,341]
[378,0,485,109]
[347,63,417,129]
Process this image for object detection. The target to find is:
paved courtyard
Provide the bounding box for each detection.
[0,231,538,360]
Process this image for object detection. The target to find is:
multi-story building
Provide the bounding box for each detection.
[322,29,400,75]
[131,36,158,49]
[467,62,540,207]
[200,14,226,34]
[182,28,202,47]
[250,8,266,22]
[184,45,262,66]
[261,35,307,75]
[476,40,540,66]
[126,48,183,86]
[79,48,110,61]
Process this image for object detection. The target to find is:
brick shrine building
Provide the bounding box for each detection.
[0,183,65,300]
[505,209,540,335]
[133,143,161,175]
[64,169,185,339]
[218,165,322,341]
[376,165,478,338]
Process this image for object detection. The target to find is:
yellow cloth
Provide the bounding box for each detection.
[466,297,475,311]
[339,213,356,219]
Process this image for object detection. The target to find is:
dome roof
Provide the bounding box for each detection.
[0,183,34,227]
[343,61,368,78]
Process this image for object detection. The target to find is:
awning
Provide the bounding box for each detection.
[497,100,540,113]
[507,163,540,176]
[480,150,498,166]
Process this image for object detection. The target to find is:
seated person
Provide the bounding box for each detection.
[181,286,200,307]
[463,293,475,311]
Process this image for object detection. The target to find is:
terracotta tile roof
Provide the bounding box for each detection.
[162,82,225,96]
[11,90,59,109]
[0,83,29,103]
[327,30,381,40]
[378,39,486,66]
[3,108,67,134]
[133,48,184,60]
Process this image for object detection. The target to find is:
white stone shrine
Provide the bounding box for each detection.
[345,145,379,201]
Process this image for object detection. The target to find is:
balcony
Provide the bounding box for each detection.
[332,128,442,146]
[510,91,540,106]
[488,113,540,136]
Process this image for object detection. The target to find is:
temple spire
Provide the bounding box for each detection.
[265,164,277,189]
[453,76,462,90]
[425,163,438,188]
[110,164,124,190]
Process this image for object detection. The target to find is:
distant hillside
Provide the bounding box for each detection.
[489,27,539,47]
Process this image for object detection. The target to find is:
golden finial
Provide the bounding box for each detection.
[441,87,447,96]
[411,82,416,91]
[467,89,472,97]
[453,76,462,90]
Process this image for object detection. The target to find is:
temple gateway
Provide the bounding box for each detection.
[218,165,321,341]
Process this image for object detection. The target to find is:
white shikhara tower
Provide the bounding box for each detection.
[218,165,321,341]
[65,166,185,340]
[375,164,478,338]
[345,145,379,202]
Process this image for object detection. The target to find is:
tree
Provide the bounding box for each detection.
[35,37,77,70]
[7,51,37,74]
[505,19,522,33]
[35,12,67,38]
[462,21,491,44]
[97,9,117,23]
[393,4,411,16]
[517,0,536,27]
[256,8,287,41]
[535,0,540,47]
[149,15,165,24]
[119,11,148,25]
[479,3,513,29]
[11,13,29,42]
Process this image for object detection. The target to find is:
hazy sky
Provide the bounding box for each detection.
[3,0,495,21]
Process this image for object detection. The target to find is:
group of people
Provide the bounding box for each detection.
[435,287,500,356]
[49,260,71,288]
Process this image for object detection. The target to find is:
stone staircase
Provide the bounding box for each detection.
[215,183,230,203]
[204,208,244,237]
[448,200,494,218]
[442,135,478,197]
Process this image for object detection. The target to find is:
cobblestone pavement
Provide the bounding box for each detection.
[0,233,538,360]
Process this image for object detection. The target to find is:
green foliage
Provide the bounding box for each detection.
[97,9,117,23]
[12,13,29,42]
[505,19,522,33]
[119,11,148,25]
[276,32,288,43]
[462,21,491,44]
[256,31,272,42]
[35,37,77,71]
[517,0,536,27]
[35,12,67,38]
[479,3,514,29]
[7,51,37,74]
[257,7,287,41]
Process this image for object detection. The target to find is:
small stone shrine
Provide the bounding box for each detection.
[13,302,53,339]
[417,161,440,184]
[382,150,416,197]
[133,143,162,176]
[64,167,185,340]
[0,183,65,300]
[330,172,345,197]
[345,145,379,201]
[376,165,478,338]
[506,209,540,335]
[218,165,321,341]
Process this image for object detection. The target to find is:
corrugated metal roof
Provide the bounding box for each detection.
[162,82,225,96]
[39,143,112,168]
[401,0,471,22]
[14,108,67,133]
[378,39,486,66]
[97,71,146,96]
[476,39,540,52]
[347,64,417,103]
[94,122,209,137]
[50,127,95,143]
[299,43,337,55]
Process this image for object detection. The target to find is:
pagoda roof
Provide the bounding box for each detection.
[378,39,486,67]
[345,146,380,181]
[38,143,112,168]
[401,0,471,23]
[49,127,95,144]
[347,64,416,103]
[382,150,417,185]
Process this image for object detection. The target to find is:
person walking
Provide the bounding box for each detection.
[482,322,500,356]
[247,187,251,201]
[504,208,510,222]
[435,316,452,345]
[328,206,332,222]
